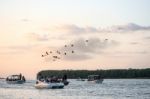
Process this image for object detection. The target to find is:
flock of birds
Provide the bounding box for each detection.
[41,39,108,62]
[41,40,89,61]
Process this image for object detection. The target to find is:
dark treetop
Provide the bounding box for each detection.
[37,68,150,79]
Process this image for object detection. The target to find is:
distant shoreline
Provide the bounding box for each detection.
[101,76,150,79]
[37,68,150,79]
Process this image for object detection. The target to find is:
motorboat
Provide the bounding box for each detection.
[34,81,64,89]
[6,74,26,84]
[35,73,69,89]
[87,75,103,83]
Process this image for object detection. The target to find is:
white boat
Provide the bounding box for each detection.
[34,81,64,89]
[87,75,103,83]
[6,74,25,84]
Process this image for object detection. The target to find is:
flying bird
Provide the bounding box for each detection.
[86,40,89,42]
[71,44,74,47]
[46,51,49,55]
[41,39,90,61]
[53,56,58,58]
[56,50,61,54]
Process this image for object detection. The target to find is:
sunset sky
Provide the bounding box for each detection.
[0,0,150,79]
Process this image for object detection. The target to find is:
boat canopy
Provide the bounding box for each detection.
[7,75,20,79]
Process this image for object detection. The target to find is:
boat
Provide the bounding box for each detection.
[35,73,69,89]
[6,74,26,84]
[34,81,64,89]
[87,75,103,83]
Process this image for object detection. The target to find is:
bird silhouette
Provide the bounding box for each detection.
[41,39,93,61]
[46,51,49,55]
[71,44,74,47]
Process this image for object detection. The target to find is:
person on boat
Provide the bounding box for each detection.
[46,77,51,83]
[62,74,67,81]
[51,76,56,83]
[62,74,69,85]
[22,76,26,82]
[37,73,44,81]
[45,77,51,83]
[19,73,22,80]
[6,77,9,81]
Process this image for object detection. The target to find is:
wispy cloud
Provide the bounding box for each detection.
[144,36,150,40]
[114,51,149,55]
[130,42,140,45]
[29,23,150,43]
[54,24,99,34]
[26,33,49,42]
[58,38,119,60]
[65,24,99,33]
[53,23,150,34]
[107,23,150,32]
[21,18,30,22]
[0,44,35,54]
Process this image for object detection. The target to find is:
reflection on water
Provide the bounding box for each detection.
[0,79,150,99]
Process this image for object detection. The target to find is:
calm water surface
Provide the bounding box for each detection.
[0,79,150,99]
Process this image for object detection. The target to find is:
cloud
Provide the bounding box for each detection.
[107,23,150,32]
[21,18,30,22]
[114,51,148,55]
[7,45,32,50]
[144,36,150,40]
[26,33,49,41]
[58,38,119,61]
[61,53,92,61]
[0,45,33,50]
[29,23,150,43]
[130,42,139,45]
[54,24,100,34]
[53,23,150,34]
[0,44,35,54]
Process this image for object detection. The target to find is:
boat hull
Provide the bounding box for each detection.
[88,79,103,84]
[34,82,64,89]
[6,80,25,84]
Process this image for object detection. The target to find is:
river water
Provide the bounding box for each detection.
[0,79,150,99]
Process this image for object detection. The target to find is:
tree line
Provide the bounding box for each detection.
[37,68,150,79]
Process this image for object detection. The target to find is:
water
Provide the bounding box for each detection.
[0,79,150,99]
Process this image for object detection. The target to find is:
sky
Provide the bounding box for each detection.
[0,0,150,79]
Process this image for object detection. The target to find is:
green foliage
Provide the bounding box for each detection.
[37,68,150,79]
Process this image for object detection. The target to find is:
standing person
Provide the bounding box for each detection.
[22,76,26,82]
[62,74,67,81]
[37,73,43,81]
[62,74,69,85]
[19,73,22,80]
